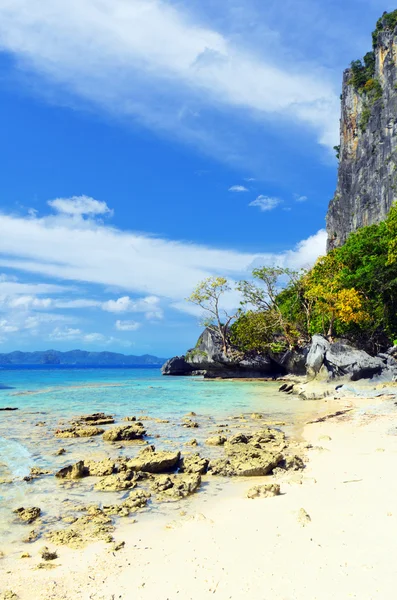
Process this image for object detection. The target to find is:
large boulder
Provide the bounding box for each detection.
[305,335,384,382]
[103,423,146,442]
[120,447,180,473]
[306,335,330,379]
[325,341,384,380]
[162,356,195,376]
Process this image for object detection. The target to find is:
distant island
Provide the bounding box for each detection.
[0,350,167,366]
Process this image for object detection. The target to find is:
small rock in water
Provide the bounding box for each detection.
[41,547,58,561]
[20,553,31,559]
[247,484,281,499]
[55,461,85,480]
[185,439,198,447]
[185,412,197,417]
[13,507,41,524]
[0,407,18,411]
[103,423,146,442]
[22,530,39,543]
[297,508,311,526]
[55,448,66,456]
[182,419,199,429]
[251,413,263,419]
[205,435,226,446]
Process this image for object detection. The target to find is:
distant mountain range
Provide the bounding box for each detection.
[0,350,167,366]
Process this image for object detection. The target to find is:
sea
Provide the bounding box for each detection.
[0,366,332,550]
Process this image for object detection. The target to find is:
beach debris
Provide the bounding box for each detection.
[185,439,198,447]
[319,435,332,441]
[13,507,41,524]
[40,547,58,561]
[247,484,281,499]
[0,407,18,411]
[55,426,104,438]
[84,458,115,477]
[151,473,201,501]
[179,453,209,475]
[20,552,31,559]
[55,461,85,480]
[103,423,146,442]
[205,435,227,446]
[306,409,353,424]
[0,551,5,559]
[74,412,114,426]
[111,541,125,552]
[55,448,66,456]
[118,446,180,473]
[297,508,311,526]
[103,490,150,516]
[182,419,199,429]
[0,591,19,600]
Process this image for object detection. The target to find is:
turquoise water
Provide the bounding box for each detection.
[0,367,328,548]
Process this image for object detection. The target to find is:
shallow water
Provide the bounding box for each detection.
[0,367,334,550]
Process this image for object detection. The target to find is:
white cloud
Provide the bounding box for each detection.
[115,320,141,332]
[249,195,281,212]
[229,185,248,192]
[102,295,162,319]
[0,320,19,333]
[83,332,105,343]
[0,0,339,155]
[7,295,53,309]
[0,207,326,311]
[48,326,82,340]
[294,194,308,203]
[48,195,112,216]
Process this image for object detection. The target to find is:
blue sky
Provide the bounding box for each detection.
[0,0,392,357]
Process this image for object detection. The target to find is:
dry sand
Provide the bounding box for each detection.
[2,396,397,600]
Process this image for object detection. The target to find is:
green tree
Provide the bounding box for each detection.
[187,277,237,353]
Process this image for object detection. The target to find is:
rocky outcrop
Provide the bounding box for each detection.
[119,447,180,474]
[103,423,146,442]
[327,12,397,250]
[13,507,41,524]
[161,356,195,376]
[306,335,384,381]
[163,327,303,379]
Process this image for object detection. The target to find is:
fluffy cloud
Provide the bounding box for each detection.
[115,320,140,331]
[0,206,326,307]
[229,185,248,192]
[294,194,308,203]
[48,195,112,216]
[0,0,339,158]
[249,196,281,212]
[102,296,163,319]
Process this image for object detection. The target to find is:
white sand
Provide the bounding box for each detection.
[2,397,397,600]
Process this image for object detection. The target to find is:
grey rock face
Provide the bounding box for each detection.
[325,342,384,380]
[161,356,194,376]
[327,22,397,250]
[306,335,331,379]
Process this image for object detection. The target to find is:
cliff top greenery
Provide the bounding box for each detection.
[188,203,397,356]
[372,9,397,47]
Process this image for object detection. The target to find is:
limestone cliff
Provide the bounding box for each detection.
[327,11,397,250]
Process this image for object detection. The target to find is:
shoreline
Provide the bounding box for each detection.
[2,393,396,599]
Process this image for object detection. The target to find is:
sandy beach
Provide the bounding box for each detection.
[1,394,396,600]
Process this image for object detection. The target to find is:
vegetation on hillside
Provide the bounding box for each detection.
[187,204,397,356]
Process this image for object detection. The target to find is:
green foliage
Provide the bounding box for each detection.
[333,145,341,160]
[230,311,278,353]
[189,204,397,356]
[373,10,397,47]
[359,106,372,132]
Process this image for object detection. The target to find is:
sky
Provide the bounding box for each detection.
[0,0,393,357]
